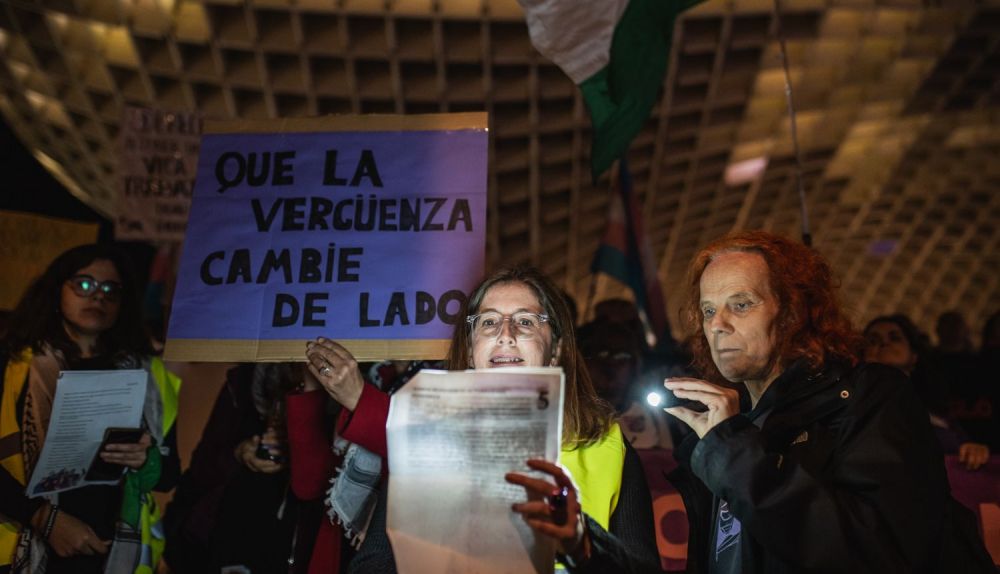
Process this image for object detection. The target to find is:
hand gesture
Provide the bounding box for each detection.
[663,377,740,439]
[506,459,589,560]
[305,338,364,411]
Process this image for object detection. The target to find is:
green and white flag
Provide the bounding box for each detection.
[520,0,704,180]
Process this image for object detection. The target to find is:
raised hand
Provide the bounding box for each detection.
[305,337,365,410]
[663,377,741,439]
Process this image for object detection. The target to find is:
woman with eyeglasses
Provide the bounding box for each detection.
[295,266,659,573]
[0,244,180,574]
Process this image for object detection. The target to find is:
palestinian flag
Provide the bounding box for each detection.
[591,158,672,348]
[519,0,704,180]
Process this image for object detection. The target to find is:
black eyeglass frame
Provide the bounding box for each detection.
[67,274,124,302]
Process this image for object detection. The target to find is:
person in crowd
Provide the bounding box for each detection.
[578,317,682,449]
[864,314,990,470]
[592,299,648,350]
[662,230,992,573]
[935,310,995,444]
[285,359,437,574]
[936,311,975,355]
[301,266,660,572]
[976,311,1000,449]
[163,363,325,573]
[0,244,180,574]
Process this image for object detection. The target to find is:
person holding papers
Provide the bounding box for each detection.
[0,244,180,574]
[300,266,660,573]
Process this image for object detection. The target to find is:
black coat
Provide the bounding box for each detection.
[669,359,993,574]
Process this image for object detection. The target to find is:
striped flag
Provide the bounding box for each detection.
[590,159,671,347]
[519,0,704,180]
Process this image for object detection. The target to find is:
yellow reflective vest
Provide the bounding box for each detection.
[557,422,626,568]
[0,351,180,572]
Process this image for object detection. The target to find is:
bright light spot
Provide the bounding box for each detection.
[725,156,768,186]
[646,392,662,407]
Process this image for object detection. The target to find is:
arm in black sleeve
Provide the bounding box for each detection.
[154,424,181,492]
[691,366,948,572]
[568,441,661,574]
[0,465,42,525]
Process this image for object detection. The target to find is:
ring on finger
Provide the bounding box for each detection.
[319,363,333,377]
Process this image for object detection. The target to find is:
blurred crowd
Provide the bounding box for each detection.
[0,240,996,573]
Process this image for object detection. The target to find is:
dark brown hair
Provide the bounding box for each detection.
[681,231,861,382]
[1,244,153,363]
[446,266,615,448]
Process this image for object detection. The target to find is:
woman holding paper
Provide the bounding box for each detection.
[301,266,660,573]
[0,244,180,574]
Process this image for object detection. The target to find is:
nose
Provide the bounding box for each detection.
[708,309,732,334]
[495,317,517,344]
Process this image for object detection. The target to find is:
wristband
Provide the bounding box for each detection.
[42,504,60,540]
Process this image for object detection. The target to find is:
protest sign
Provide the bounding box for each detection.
[0,210,99,310]
[165,113,488,362]
[116,106,202,242]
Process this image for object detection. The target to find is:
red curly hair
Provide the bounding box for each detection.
[681,231,862,383]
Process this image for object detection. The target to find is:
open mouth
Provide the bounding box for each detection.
[490,356,524,365]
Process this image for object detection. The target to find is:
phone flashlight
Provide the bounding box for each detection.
[646,387,708,412]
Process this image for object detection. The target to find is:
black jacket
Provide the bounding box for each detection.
[669,359,992,574]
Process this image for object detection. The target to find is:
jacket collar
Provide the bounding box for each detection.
[754,356,853,447]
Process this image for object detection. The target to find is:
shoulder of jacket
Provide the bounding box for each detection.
[835,362,912,408]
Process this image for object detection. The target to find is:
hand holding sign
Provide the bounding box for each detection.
[305,337,364,411]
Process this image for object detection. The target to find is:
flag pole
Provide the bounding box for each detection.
[584,159,622,322]
[773,0,812,247]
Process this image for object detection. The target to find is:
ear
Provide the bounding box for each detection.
[549,338,563,366]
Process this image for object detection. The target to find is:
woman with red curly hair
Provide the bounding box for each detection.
[662,231,992,573]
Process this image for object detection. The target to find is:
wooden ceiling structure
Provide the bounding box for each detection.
[0,0,998,342]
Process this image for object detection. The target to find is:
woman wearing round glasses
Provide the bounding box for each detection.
[299,266,659,573]
[0,244,180,573]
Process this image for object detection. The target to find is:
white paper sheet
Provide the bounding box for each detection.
[386,367,564,574]
[26,369,147,497]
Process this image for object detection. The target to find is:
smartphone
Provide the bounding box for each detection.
[648,387,709,412]
[85,427,144,481]
[255,440,286,464]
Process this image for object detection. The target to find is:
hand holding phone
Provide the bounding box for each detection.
[86,427,146,481]
[236,431,286,474]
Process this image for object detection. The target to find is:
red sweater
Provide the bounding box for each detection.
[286,390,341,574]
[285,385,391,573]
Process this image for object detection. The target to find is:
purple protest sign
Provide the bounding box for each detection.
[165,114,487,362]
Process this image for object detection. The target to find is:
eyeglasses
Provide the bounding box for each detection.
[67,275,123,302]
[466,311,550,339]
